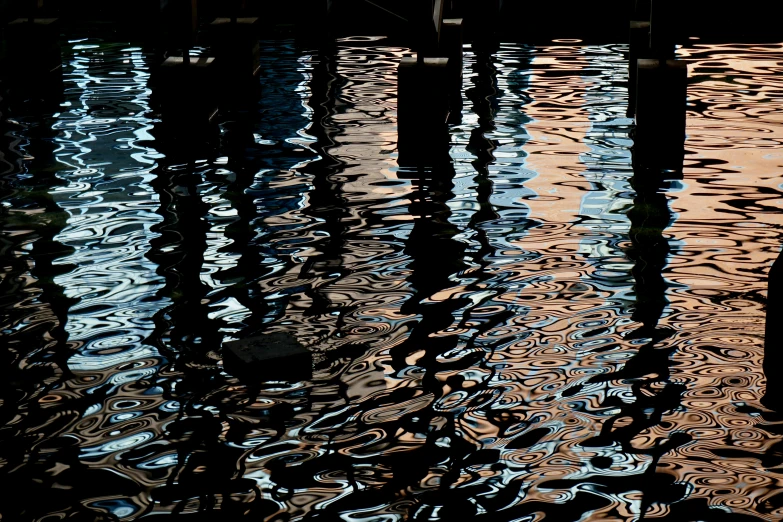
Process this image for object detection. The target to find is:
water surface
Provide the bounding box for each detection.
[2,38,783,521]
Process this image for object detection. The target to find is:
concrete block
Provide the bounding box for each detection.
[223,332,312,382]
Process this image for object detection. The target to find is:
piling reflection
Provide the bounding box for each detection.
[298,46,352,325]
[0,113,77,521]
[625,175,675,340]
[465,42,501,227]
[145,144,222,366]
[583,173,690,519]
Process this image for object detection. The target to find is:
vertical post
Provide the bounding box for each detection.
[764,250,783,410]
[5,9,62,105]
[467,0,501,42]
[649,0,676,59]
[433,0,444,46]
[442,18,464,121]
[28,0,41,23]
[209,11,261,100]
[633,0,651,20]
[184,0,195,64]
[158,0,220,140]
[634,58,687,173]
[397,57,450,166]
[628,21,650,117]
[160,0,199,54]
[189,0,198,46]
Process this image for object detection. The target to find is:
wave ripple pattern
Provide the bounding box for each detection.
[1,39,783,521]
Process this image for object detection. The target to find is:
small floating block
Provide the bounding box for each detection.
[223,332,312,382]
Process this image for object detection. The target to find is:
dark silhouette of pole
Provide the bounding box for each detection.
[763,250,783,410]
[633,59,687,174]
[649,0,677,59]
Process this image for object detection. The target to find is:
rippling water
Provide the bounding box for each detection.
[2,37,783,520]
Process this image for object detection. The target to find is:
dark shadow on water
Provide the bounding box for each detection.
[764,247,783,411]
[579,173,696,521]
[0,110,81,520]
[296,46,354,333]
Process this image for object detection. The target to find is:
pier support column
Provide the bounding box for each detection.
[157,55,220,146]
[634,58,687,174]
[442,18,464,122]
[156,0,220,141]
[210,16,261,97]
[4,16,62,104]
[649,0,677,59]
[160,0,199,53]
[397,56,451,167]
[466,0,501,42]
[627,20,650,117]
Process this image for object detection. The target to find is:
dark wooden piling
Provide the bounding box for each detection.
[3,7,62,104]
[465,0,502,41]
[442,18,464,122]
[160,0,199,53]
[763,249,783,410]
[155,0,221,137]
[298,0,333,40]
[648,0,677,59]
[397,57,451,167]
[633,0,651,20]
[633,58,687,174]
[627,20,650,117]
[396,0,457,166]
[209,17,261,88]
[158,55,220,133]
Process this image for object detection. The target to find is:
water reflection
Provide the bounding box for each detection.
[0,111,78,521]
[3,38,783,521]
[297,46,351,326]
